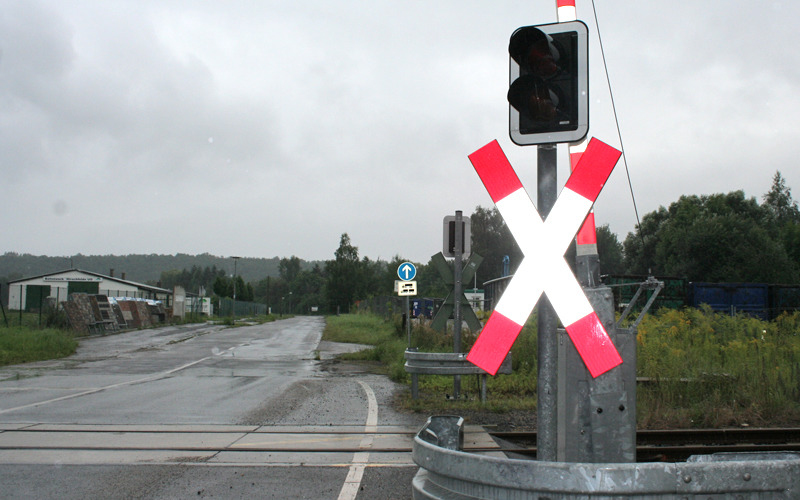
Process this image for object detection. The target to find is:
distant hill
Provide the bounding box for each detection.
[0,252,322,285]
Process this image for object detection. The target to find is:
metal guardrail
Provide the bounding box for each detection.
[404,350,512,402]
[412,416,800,499]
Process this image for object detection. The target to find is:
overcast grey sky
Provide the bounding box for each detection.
[2,1,798,263]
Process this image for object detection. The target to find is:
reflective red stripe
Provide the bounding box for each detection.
[466,311,521,376]
[565,312,623,378]
[468,140,523,204]
[564,139,621,201]
[577,212,598,245]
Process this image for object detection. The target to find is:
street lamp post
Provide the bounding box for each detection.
[231,256,241,321]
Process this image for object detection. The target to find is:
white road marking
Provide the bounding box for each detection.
[0,357,209,415]
[337,380,378,500]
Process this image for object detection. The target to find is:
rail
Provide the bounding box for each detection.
[489,428,800,462]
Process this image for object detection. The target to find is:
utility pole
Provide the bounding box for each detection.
[231,256,240,321]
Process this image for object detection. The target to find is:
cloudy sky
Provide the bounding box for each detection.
[2,1,798,264]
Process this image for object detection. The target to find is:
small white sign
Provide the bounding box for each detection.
[397,280,417,296]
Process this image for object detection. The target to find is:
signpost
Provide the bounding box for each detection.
[397,262,417,348]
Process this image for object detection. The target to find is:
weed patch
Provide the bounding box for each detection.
[327,309,800,428]
[0,327,78,366]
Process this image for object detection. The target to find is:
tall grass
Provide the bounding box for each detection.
[326,308,800,427]
[324,312,539,411]
[637,306,800,428]
[0,327,78,366]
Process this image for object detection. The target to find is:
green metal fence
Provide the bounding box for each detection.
[216,297,268,317]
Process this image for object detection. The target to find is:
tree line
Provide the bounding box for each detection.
[0,253,295,285]
[162,171,800,315]
[5,171,797,314]
[314,170,800,313]
[621,171,800,283]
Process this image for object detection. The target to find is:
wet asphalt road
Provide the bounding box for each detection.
[0,316,428,499]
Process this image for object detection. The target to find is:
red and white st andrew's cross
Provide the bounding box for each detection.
[466,138,623,378]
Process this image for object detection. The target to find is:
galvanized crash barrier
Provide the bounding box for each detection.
[404,350,512,402]
[412,416,800,499]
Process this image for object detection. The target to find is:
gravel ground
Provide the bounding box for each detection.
[246,340,538,432]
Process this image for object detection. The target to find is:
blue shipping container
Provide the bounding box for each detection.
[412,298,435,319]
[689,282,769,320]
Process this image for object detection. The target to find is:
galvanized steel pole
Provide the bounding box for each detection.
[536,144,558,461]
[453,210,464,399]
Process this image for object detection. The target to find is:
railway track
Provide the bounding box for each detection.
[3,424,798,465]
[487,427,800,462]
[0,423,497,466]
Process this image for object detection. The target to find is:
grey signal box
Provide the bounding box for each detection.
[443,215,470,258]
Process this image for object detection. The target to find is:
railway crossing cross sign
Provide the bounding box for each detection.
[466,138,623,378]
[429,251,483,332]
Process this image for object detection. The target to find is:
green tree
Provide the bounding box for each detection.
[279,256,302,283]
[232,276,251,301]
[623,191,799,282]
[763,171,800,273]
[160,265,225,293]
[291,264,326,313]
[763,171,800,225]
[254,275,289,313]
[325,233,364,313]
[470,205,523,285]
[212,275,232,298]
[623,206,670,275]
[596,224,625,275]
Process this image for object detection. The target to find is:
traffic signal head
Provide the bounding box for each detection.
[508,21,588,146]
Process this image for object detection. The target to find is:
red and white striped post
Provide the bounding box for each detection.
[558,0,601,285]
[556,0,600,286]
[554,0,636,463]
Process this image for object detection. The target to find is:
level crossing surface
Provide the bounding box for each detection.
[0,317,502,499]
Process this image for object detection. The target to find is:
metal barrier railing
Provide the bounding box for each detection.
[412,416,800,499]
[404,350,512,402]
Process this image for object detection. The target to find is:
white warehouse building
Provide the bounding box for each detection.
[7,269,171,311]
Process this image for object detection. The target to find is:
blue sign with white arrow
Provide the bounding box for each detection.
[397,262,417,281]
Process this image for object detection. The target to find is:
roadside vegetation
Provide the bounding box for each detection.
[0,309,213,368]
[636,306,800,428]
[0,326,78,366]
[324,310,800,429]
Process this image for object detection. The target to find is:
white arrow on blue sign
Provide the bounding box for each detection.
[397,262,417,281]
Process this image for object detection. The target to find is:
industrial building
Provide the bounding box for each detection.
[7,269,171,311]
